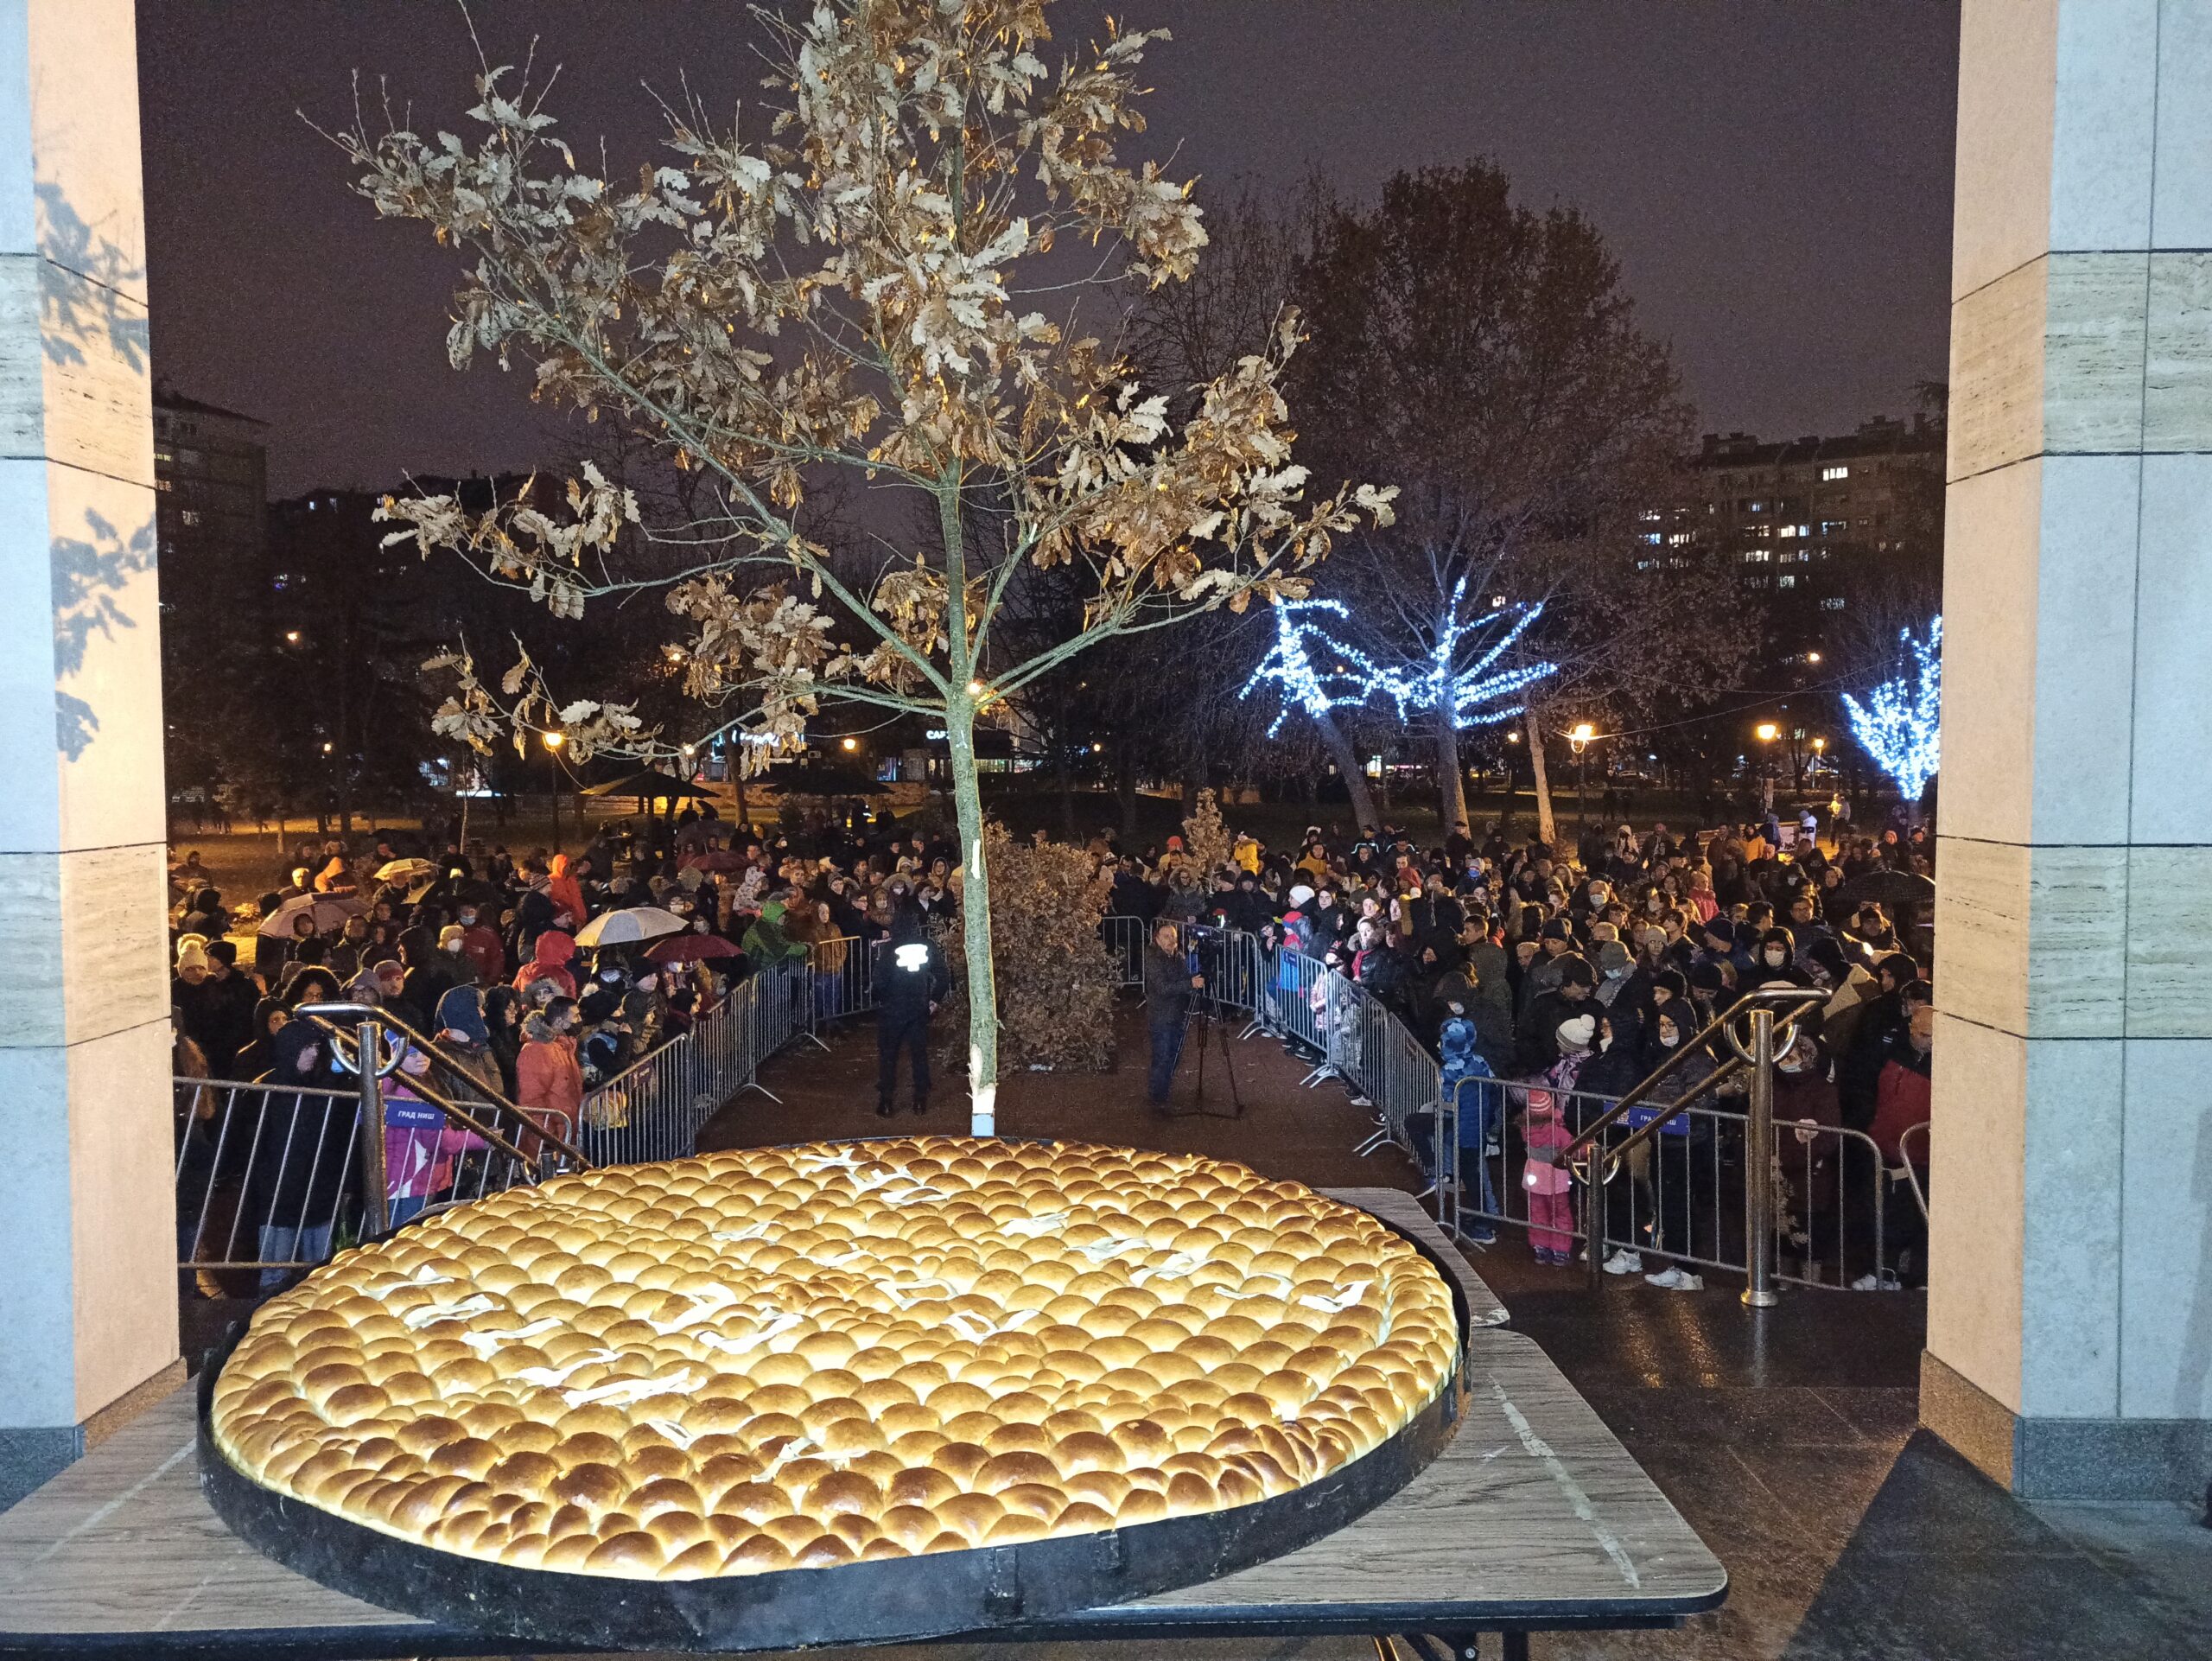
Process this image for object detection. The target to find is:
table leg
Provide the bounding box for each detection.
[1502,1631,1530,1661]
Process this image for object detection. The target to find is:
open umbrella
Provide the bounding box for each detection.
[646,933,741,966]
[1835,869,1935,909]
[685,850,746,874]
[373,857,438,882]
[255,893,364,938]
[573,906,689,947]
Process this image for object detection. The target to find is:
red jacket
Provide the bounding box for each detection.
[1869,1056,1931,1164]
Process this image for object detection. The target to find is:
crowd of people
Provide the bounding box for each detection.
[1114,807,1936,1291]
[168,803,963,1282]
[168,792,1936,1296]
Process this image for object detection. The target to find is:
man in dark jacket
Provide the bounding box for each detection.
[1143,921,1202,1108]
[875,907,949,1116]
[1516,955,1599,1074]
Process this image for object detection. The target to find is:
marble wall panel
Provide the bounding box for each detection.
[1929,1011,2031,1415]
[2130,452,2212,840]
[2122,845,2212,1037]
[2019,1035,2127,1418]
[22,2,144,302]
[35,261,148,487]
[2116,1036,2212,1420]
[62,1015,171,1420]
[1940,461,2044,846]
[2050,0,2158,253]
[0,1041,73,1426]
[2151,0,2212,248]
[56,840,165,1046]
[2144,253,2212,452]
[1950,260,2051,481]
[1954,0,2058,302]
[2027,454,2141,847]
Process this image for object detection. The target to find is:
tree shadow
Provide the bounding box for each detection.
[52,507,155,760]
[32,181,154,760]
[35,179,148,373]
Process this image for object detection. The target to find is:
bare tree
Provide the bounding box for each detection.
[330,2,1391,1133]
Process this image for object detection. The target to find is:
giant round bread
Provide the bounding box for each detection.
[208,1138,1458,1582]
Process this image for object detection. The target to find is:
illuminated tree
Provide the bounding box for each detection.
[1288,164,1740,842]
[333,1,1392,1134]
[1842,616,1942,814]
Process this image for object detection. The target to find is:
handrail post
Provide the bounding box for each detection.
[1742,1006,1778,1308]
[357,1019,389,1239]
[1583,1150,1605,1290]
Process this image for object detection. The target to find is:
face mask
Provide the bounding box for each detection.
[1659,1030,1681,1048]
[1764,950,1785,966]
[459,913,477,927]
[1779,1056,1806,1073]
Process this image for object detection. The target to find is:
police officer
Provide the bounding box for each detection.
[876,904,950,1117]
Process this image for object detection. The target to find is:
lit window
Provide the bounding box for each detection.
[180,510,200,526]
[1777,574,1798,589]
[1639,508,1662,522]
[1747,500,1766,512]
[1821,519,1847,536]
[1796,525,1811,538]
[1742,549,1771,563]
[1778,525,1798,539]
[1667,531,1692,546]
[1821,465,1849,480]
[1821,596,1847,611]
[1641,531,1662,544]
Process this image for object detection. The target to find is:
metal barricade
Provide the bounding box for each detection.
[575,958,816,1164]
[1100,914,1148,988]
[1429,1079,1894,1290]
[806,935,874,1028]
[1896,1119,1930,1222]
[175,1073,576,1280]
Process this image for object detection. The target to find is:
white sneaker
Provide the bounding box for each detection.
[1348,1094,1374,1109]
[1644,1267,1704,1290]
[1851,1271,1900,1292]
[1602,1249,1646,1276]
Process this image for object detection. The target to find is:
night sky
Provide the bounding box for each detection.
[137,2,1960,500]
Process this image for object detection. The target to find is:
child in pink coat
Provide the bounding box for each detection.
[1520,1012,1594,1263]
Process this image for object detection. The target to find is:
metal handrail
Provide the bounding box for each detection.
[1565,983,1829,1303]
[295,1001,592,1174]
[1561,984,1828,1168]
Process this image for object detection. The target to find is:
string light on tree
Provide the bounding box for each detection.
[1241,582,1559,734]
[1841,616,1942,803]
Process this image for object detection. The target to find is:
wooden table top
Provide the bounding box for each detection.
[0,1327,1718,1656]
[1319,1186,1510,1330]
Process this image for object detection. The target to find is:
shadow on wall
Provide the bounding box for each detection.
[35,180,154,760]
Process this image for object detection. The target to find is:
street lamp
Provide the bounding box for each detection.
[543,729,566,850]
[1568,722,1597,830]
[1753,722,1779,812]
[284,630,302,645]
[841,736,859,753]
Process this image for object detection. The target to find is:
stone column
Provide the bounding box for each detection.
[1928,0,2212,1500]
[0,0,180,1505]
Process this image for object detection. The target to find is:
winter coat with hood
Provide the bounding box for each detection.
[517,1009,585,1126]
[545,856,588,930]
[512,930,579,998]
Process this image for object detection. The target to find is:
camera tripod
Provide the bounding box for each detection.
[1160,993,1245,1120]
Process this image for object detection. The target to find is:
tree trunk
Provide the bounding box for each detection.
[1524,710,1557,850]
[1313,710,1379,831]
[1433,717,1469,834]
[944,700,1000,1137]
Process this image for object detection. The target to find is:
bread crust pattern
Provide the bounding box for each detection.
[209,1138,1456,1580]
